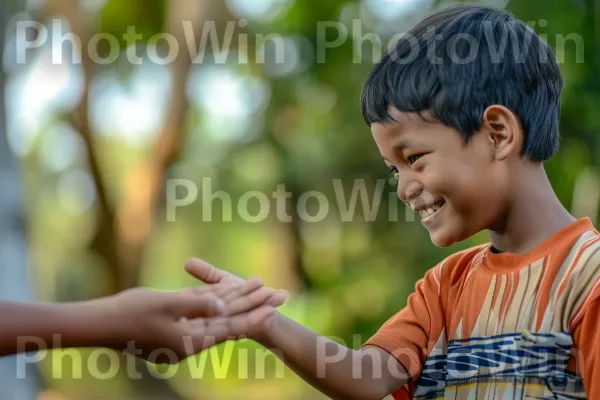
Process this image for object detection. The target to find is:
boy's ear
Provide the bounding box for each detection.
[481,105,523,161]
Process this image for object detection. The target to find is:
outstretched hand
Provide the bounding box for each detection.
[0,265,288,362]
[184,258,286,339]
[112,278,287,364]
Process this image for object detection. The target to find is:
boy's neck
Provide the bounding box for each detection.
[487,164,576,254]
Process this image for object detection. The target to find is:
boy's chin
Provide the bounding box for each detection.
[428,227,462,248]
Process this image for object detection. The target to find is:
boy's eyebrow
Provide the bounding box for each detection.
[382,138,421,162]
[394,138,420,149]
[381,137,423,163]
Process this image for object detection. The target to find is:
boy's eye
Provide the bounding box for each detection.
[388,166,399,179]
[407,153,424,165]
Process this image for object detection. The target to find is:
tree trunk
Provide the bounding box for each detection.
[37,0,215,397]
[115,0,210,290]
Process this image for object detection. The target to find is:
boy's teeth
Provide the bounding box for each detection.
[419,205,442,218]
[420,208,434,218]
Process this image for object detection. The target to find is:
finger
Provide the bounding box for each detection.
[226,306,275,337]
[191,306,275,346]
[225,287,279,315]
[185,258,240,284]
[211,283,253,301]
[265,290,289,308]
[222,278,264,303]
[171,293,227,319]
[182,283,240,297]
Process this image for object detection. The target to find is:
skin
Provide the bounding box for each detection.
[185,259,408,400]
[374,106,575,253]
[185,104,578,399]
[0,277,289,363]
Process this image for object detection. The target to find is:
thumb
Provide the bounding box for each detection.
[170,293,227,319]
[185,258,226,284]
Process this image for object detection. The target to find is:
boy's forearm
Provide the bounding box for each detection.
[256,311,406,400]
[0,298,123,356]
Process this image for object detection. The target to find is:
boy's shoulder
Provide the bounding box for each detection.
[422,220,600,300]
[420,244,489,289]
[431,218,600,281]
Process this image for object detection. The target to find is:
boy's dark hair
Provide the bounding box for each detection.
[360,3,564,162]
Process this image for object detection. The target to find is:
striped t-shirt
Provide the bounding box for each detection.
[365,217,600,399]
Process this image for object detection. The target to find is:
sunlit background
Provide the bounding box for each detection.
[1,0,599,399]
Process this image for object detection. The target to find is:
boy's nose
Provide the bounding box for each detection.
[398,179,423,204]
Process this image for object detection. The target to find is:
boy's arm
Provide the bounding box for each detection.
[185,259,411,400]
[256,311,409,400]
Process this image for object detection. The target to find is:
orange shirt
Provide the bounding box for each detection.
[364,217,600,399]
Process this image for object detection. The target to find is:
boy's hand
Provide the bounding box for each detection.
[185,258,247,285]
[183,258,406,400]
[110,279,288,363]
[184,258,285,340]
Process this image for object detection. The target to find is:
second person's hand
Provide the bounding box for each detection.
[111,278,288,363]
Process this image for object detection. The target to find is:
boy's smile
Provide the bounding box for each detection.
[418,197,446,226]
[371,108,506,248]
[410,193,445,221]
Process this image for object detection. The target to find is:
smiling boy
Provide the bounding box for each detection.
[187,3,600,399]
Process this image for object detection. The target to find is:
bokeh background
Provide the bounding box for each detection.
[1,0,599,399]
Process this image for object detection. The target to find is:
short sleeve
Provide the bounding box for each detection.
[572,294,600,397]
[362,264,445,383]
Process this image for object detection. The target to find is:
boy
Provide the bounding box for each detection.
[186,3,600,399]
[1,275,288,364]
